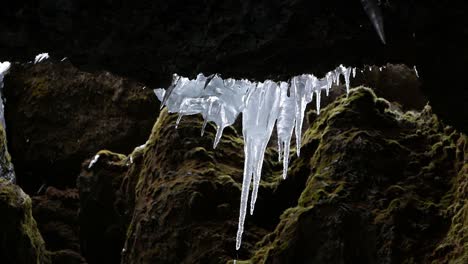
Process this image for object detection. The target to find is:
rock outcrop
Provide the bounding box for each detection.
[3,61,159,192]
[0,178,50,264]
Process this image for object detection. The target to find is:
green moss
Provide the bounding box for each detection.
[0,179,51,264]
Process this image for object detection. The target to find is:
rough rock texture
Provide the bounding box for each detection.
[3,61,159,192]
[79,87,466,264]
[0,178,50,264]
[32,187,81,256]
[78,150,129,264]
[80,110,280,264]
[1,0,467,132]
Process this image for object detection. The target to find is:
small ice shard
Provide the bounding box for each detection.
[34,53,50,64]
[160,74,181,110]
[88,154,100,169]
[352,67,357,78]
[361,0,386,44]
[155,64,356,251]
[414,66,419,78]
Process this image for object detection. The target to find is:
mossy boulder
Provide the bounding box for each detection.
[3,60,159,192]
[0,178,51,264]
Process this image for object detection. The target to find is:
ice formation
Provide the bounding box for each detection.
[155,65,355,250]
[0,62,10,129]
[0,61,16,182]
[34,53,50,64]
[88,154,101,169]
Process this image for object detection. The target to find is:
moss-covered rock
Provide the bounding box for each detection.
[0,178,51,264]
[3,60,159,192]
[245,87,464,263]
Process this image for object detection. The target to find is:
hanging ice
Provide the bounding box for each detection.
[155,64,355,250]
[0,61,10,129]
[0,61,16,183]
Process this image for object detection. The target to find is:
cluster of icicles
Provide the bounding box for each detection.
[155,65,355,250]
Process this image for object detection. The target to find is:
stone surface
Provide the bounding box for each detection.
[3,61,159,192]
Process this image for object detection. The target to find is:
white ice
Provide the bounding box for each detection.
[155,64,354,250]
[88,154,100,169]
[0,61,11,130]
[0,61,15,182]
[34,53,50,64]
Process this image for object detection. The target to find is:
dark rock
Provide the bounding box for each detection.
[77,150,129,264]
[1,1,467,132]
[49,249,87,264]
[3,61,159,192]
[32,187,81,253]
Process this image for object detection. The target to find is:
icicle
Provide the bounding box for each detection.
[0,61,11,129]
[315,89,322,114]
[352,67,357,78]
[276,82,295,179]
[201,118,208,136]
[161,74,180,109]
[413,66,419,78]
[342,66,352,96]
[175,114,183,128]
[292,76,308,157]
[154,64,357,251]
[88,154,100,169]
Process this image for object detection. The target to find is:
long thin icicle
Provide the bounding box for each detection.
[155,64,355,250]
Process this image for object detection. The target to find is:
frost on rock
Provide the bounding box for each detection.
[34,53,50,64]
[155,65,355,250]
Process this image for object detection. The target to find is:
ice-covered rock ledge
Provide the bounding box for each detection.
[155,65,355,249]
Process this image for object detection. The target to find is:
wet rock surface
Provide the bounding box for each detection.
[3,61,159,192]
